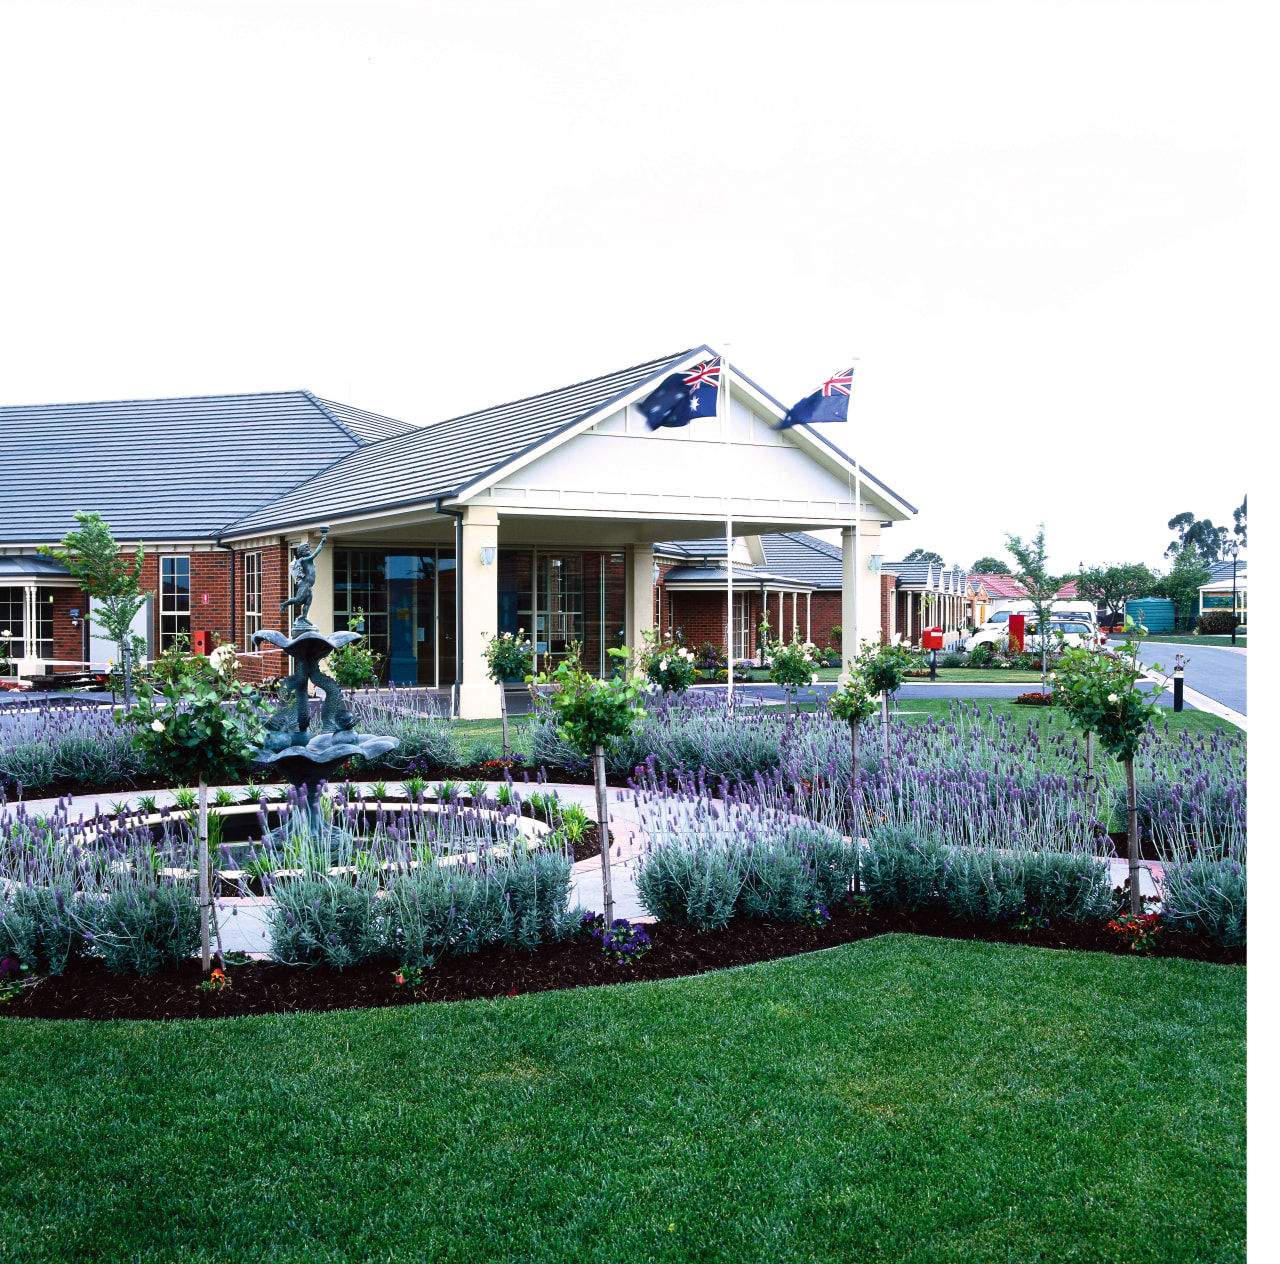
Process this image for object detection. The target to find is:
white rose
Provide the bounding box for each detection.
[151,719,165,732]
[1107,693,1119,703]
[0,630,11,639]
[659,658,669,671]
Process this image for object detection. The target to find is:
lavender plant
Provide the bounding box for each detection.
[1158,856,1247,946]
[347,686,462,769]
[0,700,148,794]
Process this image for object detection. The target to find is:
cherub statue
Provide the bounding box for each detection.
[281,526,328,631]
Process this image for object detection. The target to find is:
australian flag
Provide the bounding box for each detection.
[637,357,722,430]
[779,367,854,429]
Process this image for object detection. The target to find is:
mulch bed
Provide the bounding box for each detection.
[3,904,1242,1023]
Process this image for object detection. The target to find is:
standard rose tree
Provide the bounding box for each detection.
[122,645,263,973]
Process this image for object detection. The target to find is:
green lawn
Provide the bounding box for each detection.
[1,938,1244,1263]
[1116,634,1246,649]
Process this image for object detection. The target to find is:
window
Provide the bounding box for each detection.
[244,552,262,645]
[0,587,23,675]
[732,592,750,659]
[160,556,191,650]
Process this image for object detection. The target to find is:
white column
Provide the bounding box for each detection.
[806,591,812,642]
[307,530,334,637]
[457,505,502,719]
[791,591,798,643]
[626,543,654,663]
[841,527,857,672]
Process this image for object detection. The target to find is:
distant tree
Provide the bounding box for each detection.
[1004,524,1069,692]
[1233,495,1247,547]
[1153,544,1212,630]
[970,556,1008,574]
[903,548,943,564]
[1075,563,1159,623]
[1165,512,1228,564]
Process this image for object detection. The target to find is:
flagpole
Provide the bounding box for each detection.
[722,349,734,712]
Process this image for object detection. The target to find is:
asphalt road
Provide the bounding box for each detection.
[1123,640,1247,715]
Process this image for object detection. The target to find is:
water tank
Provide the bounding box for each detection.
[1124,598,1176,633]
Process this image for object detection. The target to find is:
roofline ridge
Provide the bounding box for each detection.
[303,391,368,447]
[0,388,314,413]
[429,347,703,429]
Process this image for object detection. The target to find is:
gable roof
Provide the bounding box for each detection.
[657,532,846,588]
[968,573,1081,600]
[0,390,409,543]
[224,349,700,535]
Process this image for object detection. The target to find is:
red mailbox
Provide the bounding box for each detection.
[1007,613,1025,653]
[192,630,213,656]
[923,627,944,650]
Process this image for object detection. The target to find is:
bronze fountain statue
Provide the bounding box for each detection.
[250,526,398,833]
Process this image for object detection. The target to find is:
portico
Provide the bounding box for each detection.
[224,347,915,716]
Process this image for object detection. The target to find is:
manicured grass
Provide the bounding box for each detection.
[1,938,1244,1263]
[1117,634,1247,648]
[793,694,1239,737]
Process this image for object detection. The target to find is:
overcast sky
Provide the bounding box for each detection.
[0,0,1263,572]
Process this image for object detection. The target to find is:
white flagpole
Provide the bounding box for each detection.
[722,351,734,711]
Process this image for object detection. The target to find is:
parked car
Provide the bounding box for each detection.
[977,602,1099,633]
[964,618,1105,654]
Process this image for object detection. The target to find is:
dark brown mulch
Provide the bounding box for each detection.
[3,904,1242,1023]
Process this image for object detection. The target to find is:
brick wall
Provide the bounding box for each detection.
[51,587,87,671]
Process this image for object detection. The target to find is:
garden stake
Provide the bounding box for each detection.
[849,716,861,894]
[198,776,211,973]
[594,742,614,927]
[1125,754,1141,915]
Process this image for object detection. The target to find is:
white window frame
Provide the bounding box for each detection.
[244,551,263,646]
[159,555,191,651]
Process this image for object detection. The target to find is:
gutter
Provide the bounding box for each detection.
[435,498,464,716]
[214,535,236,650]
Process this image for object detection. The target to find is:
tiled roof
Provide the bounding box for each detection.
[225,349,701,534]
[310,397,421,443]
[1207,557,1246,582]
[0,390,393,543]
[968,574,1081,600]
[658,532,844,588]
[661,564,802,587]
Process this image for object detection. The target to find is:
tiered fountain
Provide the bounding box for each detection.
[250,527,397,833]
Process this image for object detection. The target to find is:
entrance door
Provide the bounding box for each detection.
[536,554,584,671]
[386,555,422,686]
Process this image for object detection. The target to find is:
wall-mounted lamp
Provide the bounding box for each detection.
[480,545,496,567]
[868,554,884,573]
[652,564,661,583]
[69,607,82,629]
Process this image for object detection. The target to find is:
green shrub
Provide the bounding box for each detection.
[635,843,746,930]
[861,828,944,912]
[1159,857,1246,945]
[1021,852,1115,922]
[267,879,377,970]
[940,652,965,668]
[0,887,79,976]
[967,643,995,668]
[1195,611,1239,635]
[379,846,574,967]
[88,885,201,975]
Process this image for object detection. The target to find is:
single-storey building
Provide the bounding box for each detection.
[1,347,917,715]
[1198,557,1247,624]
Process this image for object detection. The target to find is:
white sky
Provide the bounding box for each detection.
[0,0,1265,572]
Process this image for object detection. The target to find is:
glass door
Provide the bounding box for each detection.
[535,553,584,672]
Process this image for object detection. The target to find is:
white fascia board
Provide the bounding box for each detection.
[218,504,450,544]
[445,347,717,506]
